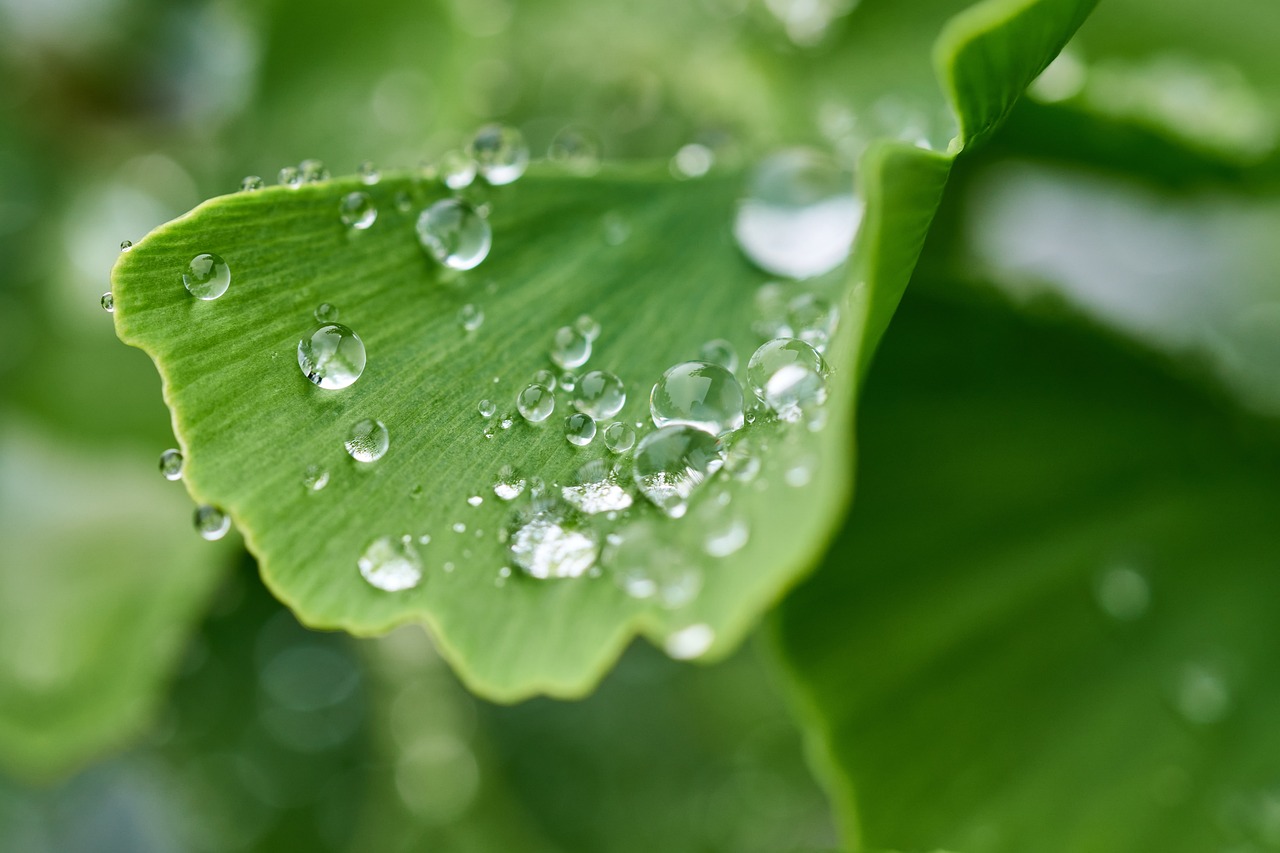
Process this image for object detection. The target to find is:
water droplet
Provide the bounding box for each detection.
[313,302,339,323]
[395,191,413,213]
[357,160,381,185]
[558,371,577,392]
[602,211,631,246]
[299,158,329,183]
[478,399,496,418]
[787,293,838,352]
[278,165,302,188]
[339,191,377,230]
[183,253,231,301]
[467,124,529,185]
[119,239,133,251]
[100,292,114,313]
[550,326,592,369]
[158,449,184,480]
[603,421,636,453]
[467,495,483,507]
[548,126,603,175]
[416,199,492,270]
[517,383,555,423]
[1174,663,1231,725]
[509,505,599,579]
[500,416,514,430]
[574,314,601,341]
[747,338,829,420]
[194,505,230,541]
[564,412,597,446]
[493,464,526,500]
[665,623,714,660]
[606,520,701,607]
[632,425,725,518]
[650,361,745,435]
[1094,565,1150,622]
[562,460,632,514]
[697,339,738,373]
[458,303,484,332]
[452,522,466,534]
[734,148,862,279]
[303,464,329,492]
[572,370,626,419]
[358,535,422,592]
[438,149,478,190]
[671,143,714,178]
[240,175,263,192]
[531,368,557,390]
[298,324,367,390]
[785,454,815,487]
[345,418,389,463]
[705,513,749,557]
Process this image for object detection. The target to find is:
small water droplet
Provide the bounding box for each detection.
[314,302,339,323]
[358,535,422,592]
[785,455,815,487]
[734,148,862,279]
[478,399,496,418]
[697,339,738,373]
[467,495,483,507]
[705,513,749,557]
[339,191,377,230]
[357,160,381,185]
[452,522,466,534]
[100,292,114,313]
[183,253,231,301]
[531,368,557,390]
[458,303,484,332]
[603,421,636,453]
[671,143,714,179]
[194,505,230,541]
[574,314,601,341]
[467,124,529,185]
[665,624,714,660]
[564,412,597,446]
[651,361,745,435]
[493,464,526,500]
[298,324,367,390]
[548,126,602,175]
[438,149,478,190]
[517,383,555,423]
[119,239,133,252]
[416,198,492,270]
[240,176,263,192]
[299,158,329,183]
[1094,565,1150,622]
[606,519,701,607]
[573,369,626,419]
[159,449,184,480]
[632,425,724,518]
[278,165,302,188]
[395,191,413,213]
[550,326,592,370]
[303,464,330,492]
[787,293,838,352]
[508,505,599,579]
[558,371,577,392]
[562,460,632,514]
[500,416,514,430]
[345,418,389,463]
[1174,663,1231,725]
[747,338,829,420]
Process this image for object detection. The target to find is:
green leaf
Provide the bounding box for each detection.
[0,424,229,780]
[110,0,1093,699]
[772,284,1280,852]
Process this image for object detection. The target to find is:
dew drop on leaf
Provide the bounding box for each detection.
[548,126,602,175]
[664,623,715,660]
[478,399,496,419]
[240,175,263,192]
[357,160,380,185]
[298,324,366,390]
[457,303,484,332]
[302,464,330,492]
[119,239,132,252]
[603,421,636,453]
[493,464,526,501]
[357,535,422,592]
[531,368,557,391]
[182,253,231,301]
[416,198,492,270]
[159,449,184,481]
[193,505,230,541]
[339,191,377,230]
[345,418,389,463]
[467,123,529,186]
[632,425,724,518]
[516,383,555,423]
[650,361,745,436]
[573,370,626,419]
[508,505,599,579]
[697,339,738,373]
[606,519,702,608]
[564,412,597,446]
[278,165,302,188]
[100,292,114,313]
[437,149,478,190]
[550,325,592,370]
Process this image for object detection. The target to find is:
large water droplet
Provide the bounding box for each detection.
[100,292,114,313]
[119,239,133,252]
[650,361,745,436]
[562,460,633,514]
[573,370,626,419]
[339,191,377,230]
[194,505,230,541]
[416,199,492,270]
[278,166,302,188]
[603,421,636,453]
[632,425,724,518]
[493,464,526,500]
[345,418,389,463]
[606,519,702,608]
[299,158,329,182]
[517,383,555,423]
[159,449,184,481]
[747,338,829,420]
[509,504,599,579]
[183,253,231,301]
[298,324,367,390]
[358,535,423,592]
[302,464,330,492]
[564,412,597,446]
[438,149,478,190]
[357,160,381,185]
[550,326,592,370]
[733,148,862,279]
[467,124,529,186]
